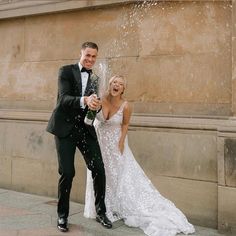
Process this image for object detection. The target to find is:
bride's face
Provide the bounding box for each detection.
[110,77,125,97]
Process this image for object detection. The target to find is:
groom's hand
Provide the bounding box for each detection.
[85,94,101,111]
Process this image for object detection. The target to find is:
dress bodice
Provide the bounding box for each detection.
[95,101,126,127]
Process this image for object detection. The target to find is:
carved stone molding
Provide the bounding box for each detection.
[0,0,135,19]
[1,108,236,131]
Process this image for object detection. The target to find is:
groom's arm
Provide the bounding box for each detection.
[58,66,82,110]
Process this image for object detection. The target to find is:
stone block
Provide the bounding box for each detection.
[0,61,64,106]
[224,138,236,187]
[11,157,58,197]
[151,175,217,228]
[24,5,139,62]
[128,128,217,182]
[118,54,231,104]
[137,1,231,56]
[131,101,232,117]
[0,18,24,62]
[217,137,225,186]
[4,120,57,162]
[218,186,236,233]
[108,51,231,116]
[0,156,12,188]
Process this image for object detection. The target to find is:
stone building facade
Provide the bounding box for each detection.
[0,0,235,233]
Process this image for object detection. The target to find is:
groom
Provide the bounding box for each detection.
[47,42,112,232]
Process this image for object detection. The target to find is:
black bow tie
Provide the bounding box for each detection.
[81,67,92,74]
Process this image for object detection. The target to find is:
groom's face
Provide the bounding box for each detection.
[80,47,98,69]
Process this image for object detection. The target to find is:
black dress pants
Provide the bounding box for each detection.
[55,122,106,219]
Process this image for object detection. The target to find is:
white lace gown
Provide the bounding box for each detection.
[84,103,195,236]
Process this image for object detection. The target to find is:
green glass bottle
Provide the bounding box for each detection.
[84,108,97,125]
[84,94,100,126]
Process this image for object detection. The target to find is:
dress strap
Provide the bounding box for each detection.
[119,101,127,112]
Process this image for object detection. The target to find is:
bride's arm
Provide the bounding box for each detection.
[119,102,132,154]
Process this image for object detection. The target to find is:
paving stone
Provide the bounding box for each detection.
[0,188,230,236]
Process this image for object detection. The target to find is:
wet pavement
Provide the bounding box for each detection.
[0,188,229,236]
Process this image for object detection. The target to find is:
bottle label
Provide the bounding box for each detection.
[84,116,94,125]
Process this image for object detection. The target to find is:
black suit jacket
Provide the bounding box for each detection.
[46,63,100,138]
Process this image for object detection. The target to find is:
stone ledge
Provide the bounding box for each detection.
[0,109,50,122]
[1,109,236,131]
[0,0,135,19]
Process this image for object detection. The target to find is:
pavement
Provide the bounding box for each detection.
[0,188,230,236]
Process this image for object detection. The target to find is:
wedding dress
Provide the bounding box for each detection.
[84,102,195,236]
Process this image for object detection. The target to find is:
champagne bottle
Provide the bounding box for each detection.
[84,108,97,125]
[84,94,100,126]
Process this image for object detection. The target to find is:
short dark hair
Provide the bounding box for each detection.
[81,42,98,51]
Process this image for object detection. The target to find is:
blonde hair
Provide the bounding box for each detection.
[108,75,127,95]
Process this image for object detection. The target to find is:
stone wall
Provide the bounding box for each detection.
[0,0,235,233]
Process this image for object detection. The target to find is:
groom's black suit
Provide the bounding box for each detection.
[47,63,106,219]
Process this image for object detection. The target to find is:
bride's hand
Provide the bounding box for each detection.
[119,140,124,154]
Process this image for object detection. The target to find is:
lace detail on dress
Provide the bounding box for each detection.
[84,102,195,236]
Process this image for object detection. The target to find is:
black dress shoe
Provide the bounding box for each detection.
[96,214,112,229]
[57,218,68,232]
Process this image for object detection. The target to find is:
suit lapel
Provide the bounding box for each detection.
[72,64,82,96]
[84,73,99,96]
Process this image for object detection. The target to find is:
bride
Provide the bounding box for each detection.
[84,75,195,236]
